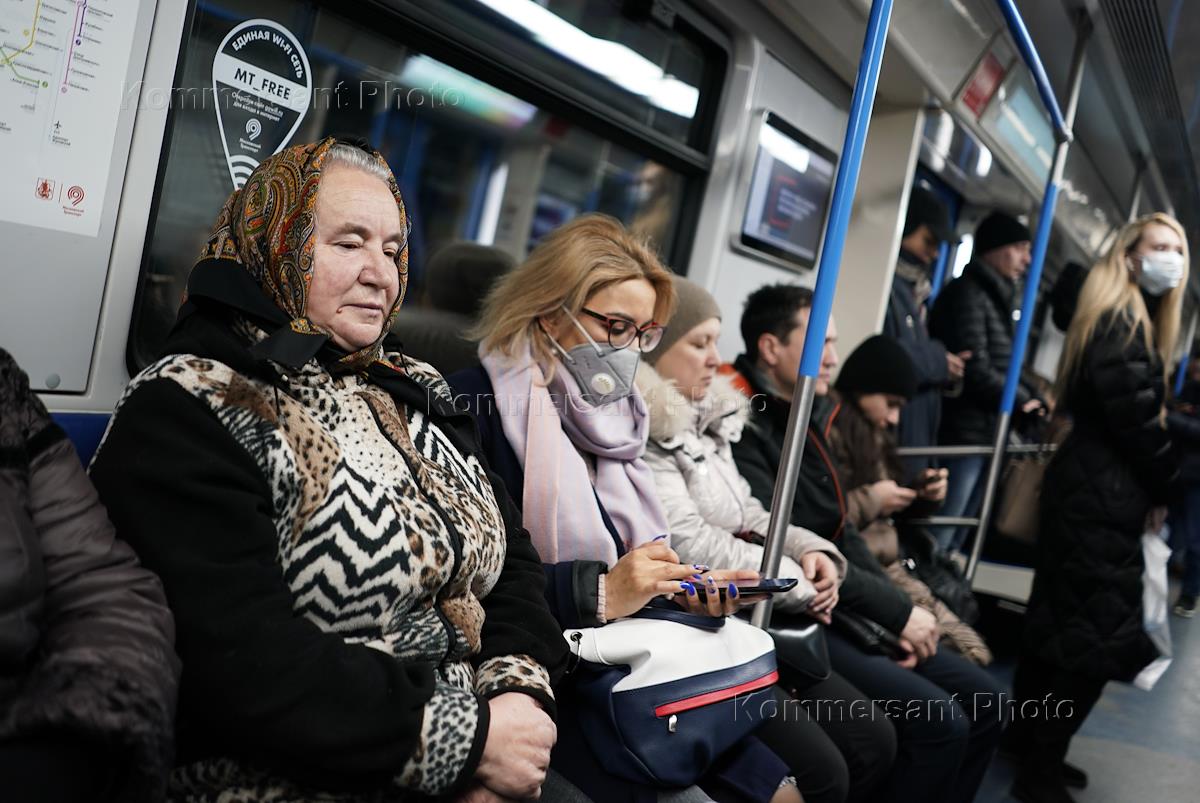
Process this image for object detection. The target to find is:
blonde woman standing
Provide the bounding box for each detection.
[1008,213,1188,803]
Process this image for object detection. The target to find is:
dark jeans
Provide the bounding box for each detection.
[1008,651,1106,777]
[774,673,898,803]
[1170,487,1200,598]
[826,630,1006,803]
[0,732,123,803]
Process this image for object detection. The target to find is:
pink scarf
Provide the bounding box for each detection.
[480,346,668,566]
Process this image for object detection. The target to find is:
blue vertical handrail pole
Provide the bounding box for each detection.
[994,0,1070,138]
[1176,353,1191,397]
[928,240,951,305]
[752,0,895,629]
[965,8,1090,580]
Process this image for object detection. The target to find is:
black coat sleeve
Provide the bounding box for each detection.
[830,524,914,634]
[89,379,486,794]
[1086,321,1176,501]
[733,421,913,633]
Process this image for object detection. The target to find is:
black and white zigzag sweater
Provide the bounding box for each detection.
[90,309,566,801]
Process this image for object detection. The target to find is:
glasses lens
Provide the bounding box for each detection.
[639,325,664,352]
[607,320,635,349]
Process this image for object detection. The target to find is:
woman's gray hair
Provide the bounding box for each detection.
[325,142,394,185]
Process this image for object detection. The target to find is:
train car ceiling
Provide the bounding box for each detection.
[774,1,1187,252]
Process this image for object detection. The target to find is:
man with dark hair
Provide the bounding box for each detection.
[725,285,1006,803]
[929,211,1046,554]
[884,186,969,477]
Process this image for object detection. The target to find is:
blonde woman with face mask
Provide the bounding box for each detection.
[451,216,803,803]
[1007,213,1188,803]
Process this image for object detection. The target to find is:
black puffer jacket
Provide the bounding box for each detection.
[1023,312,1176,681]
[929,260,1038,445]
[0,348,180,801]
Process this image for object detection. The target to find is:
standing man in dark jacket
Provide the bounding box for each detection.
[928,212,1045,553]
[884,187,969,477]
[727,285,1006,803]
[0,348,180,803]
[1168,363,1200,617]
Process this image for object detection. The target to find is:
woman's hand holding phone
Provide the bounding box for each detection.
[873,479,918,515]
[604,540,707,621]
[674,568,764,616]
[912,468,949,503]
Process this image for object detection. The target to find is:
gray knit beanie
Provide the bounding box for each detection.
[645,275,722,364]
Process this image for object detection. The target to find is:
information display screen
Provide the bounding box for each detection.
[740,113,837,268]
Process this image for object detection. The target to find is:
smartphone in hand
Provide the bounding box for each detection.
[691,578,798,600]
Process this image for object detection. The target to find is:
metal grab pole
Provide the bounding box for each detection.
[751,0,894,629]
[966,12,1090,581]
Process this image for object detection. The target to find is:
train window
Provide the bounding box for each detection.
[128,0,706,370]
[448,0,711,146]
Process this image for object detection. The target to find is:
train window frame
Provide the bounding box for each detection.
[730,110,839,274]
[125,0,730,375]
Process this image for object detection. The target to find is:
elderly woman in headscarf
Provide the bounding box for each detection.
[89,138,568,802]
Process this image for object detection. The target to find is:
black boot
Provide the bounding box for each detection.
[1011,768,1077,803]
[1000,732,1087,789]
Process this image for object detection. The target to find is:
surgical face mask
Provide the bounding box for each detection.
[1134,251,1185,296]
[549,309,641,407]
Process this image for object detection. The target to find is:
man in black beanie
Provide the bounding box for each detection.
[927,211,1045,555]
[884,186,971,479]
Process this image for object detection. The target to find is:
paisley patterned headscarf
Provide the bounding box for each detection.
[195,137,409,371]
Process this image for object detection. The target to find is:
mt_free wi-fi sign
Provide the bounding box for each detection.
[212,19,313,188]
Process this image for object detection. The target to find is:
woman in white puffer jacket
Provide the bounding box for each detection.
[638,360,845,613]
[635,277,845,614]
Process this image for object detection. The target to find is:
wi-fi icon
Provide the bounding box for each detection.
[229,155,259,188]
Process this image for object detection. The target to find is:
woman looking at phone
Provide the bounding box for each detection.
[636,276,899,803]
[826,336,992,666]
[450,216,802,803]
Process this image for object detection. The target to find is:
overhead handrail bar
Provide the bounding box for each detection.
[964,8,1091,581]
[896,443,1056,457]
[752,0,895,629]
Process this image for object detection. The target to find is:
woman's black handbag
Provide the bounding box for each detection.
[764,612,831,691]
[898,527,981,625]
[829,609,908,660]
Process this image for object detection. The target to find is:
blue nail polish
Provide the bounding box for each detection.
[692,574,704,581]
[693,564,709,571]
[654,534,669,541]
[729,584,739,598]
[706,576,716,586]
[680,581,696,596]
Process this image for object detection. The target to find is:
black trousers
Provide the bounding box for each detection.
[826,630,1007,803]
[775,672,898,803]
[0,732,123,803]
[1008,651,1107,776]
